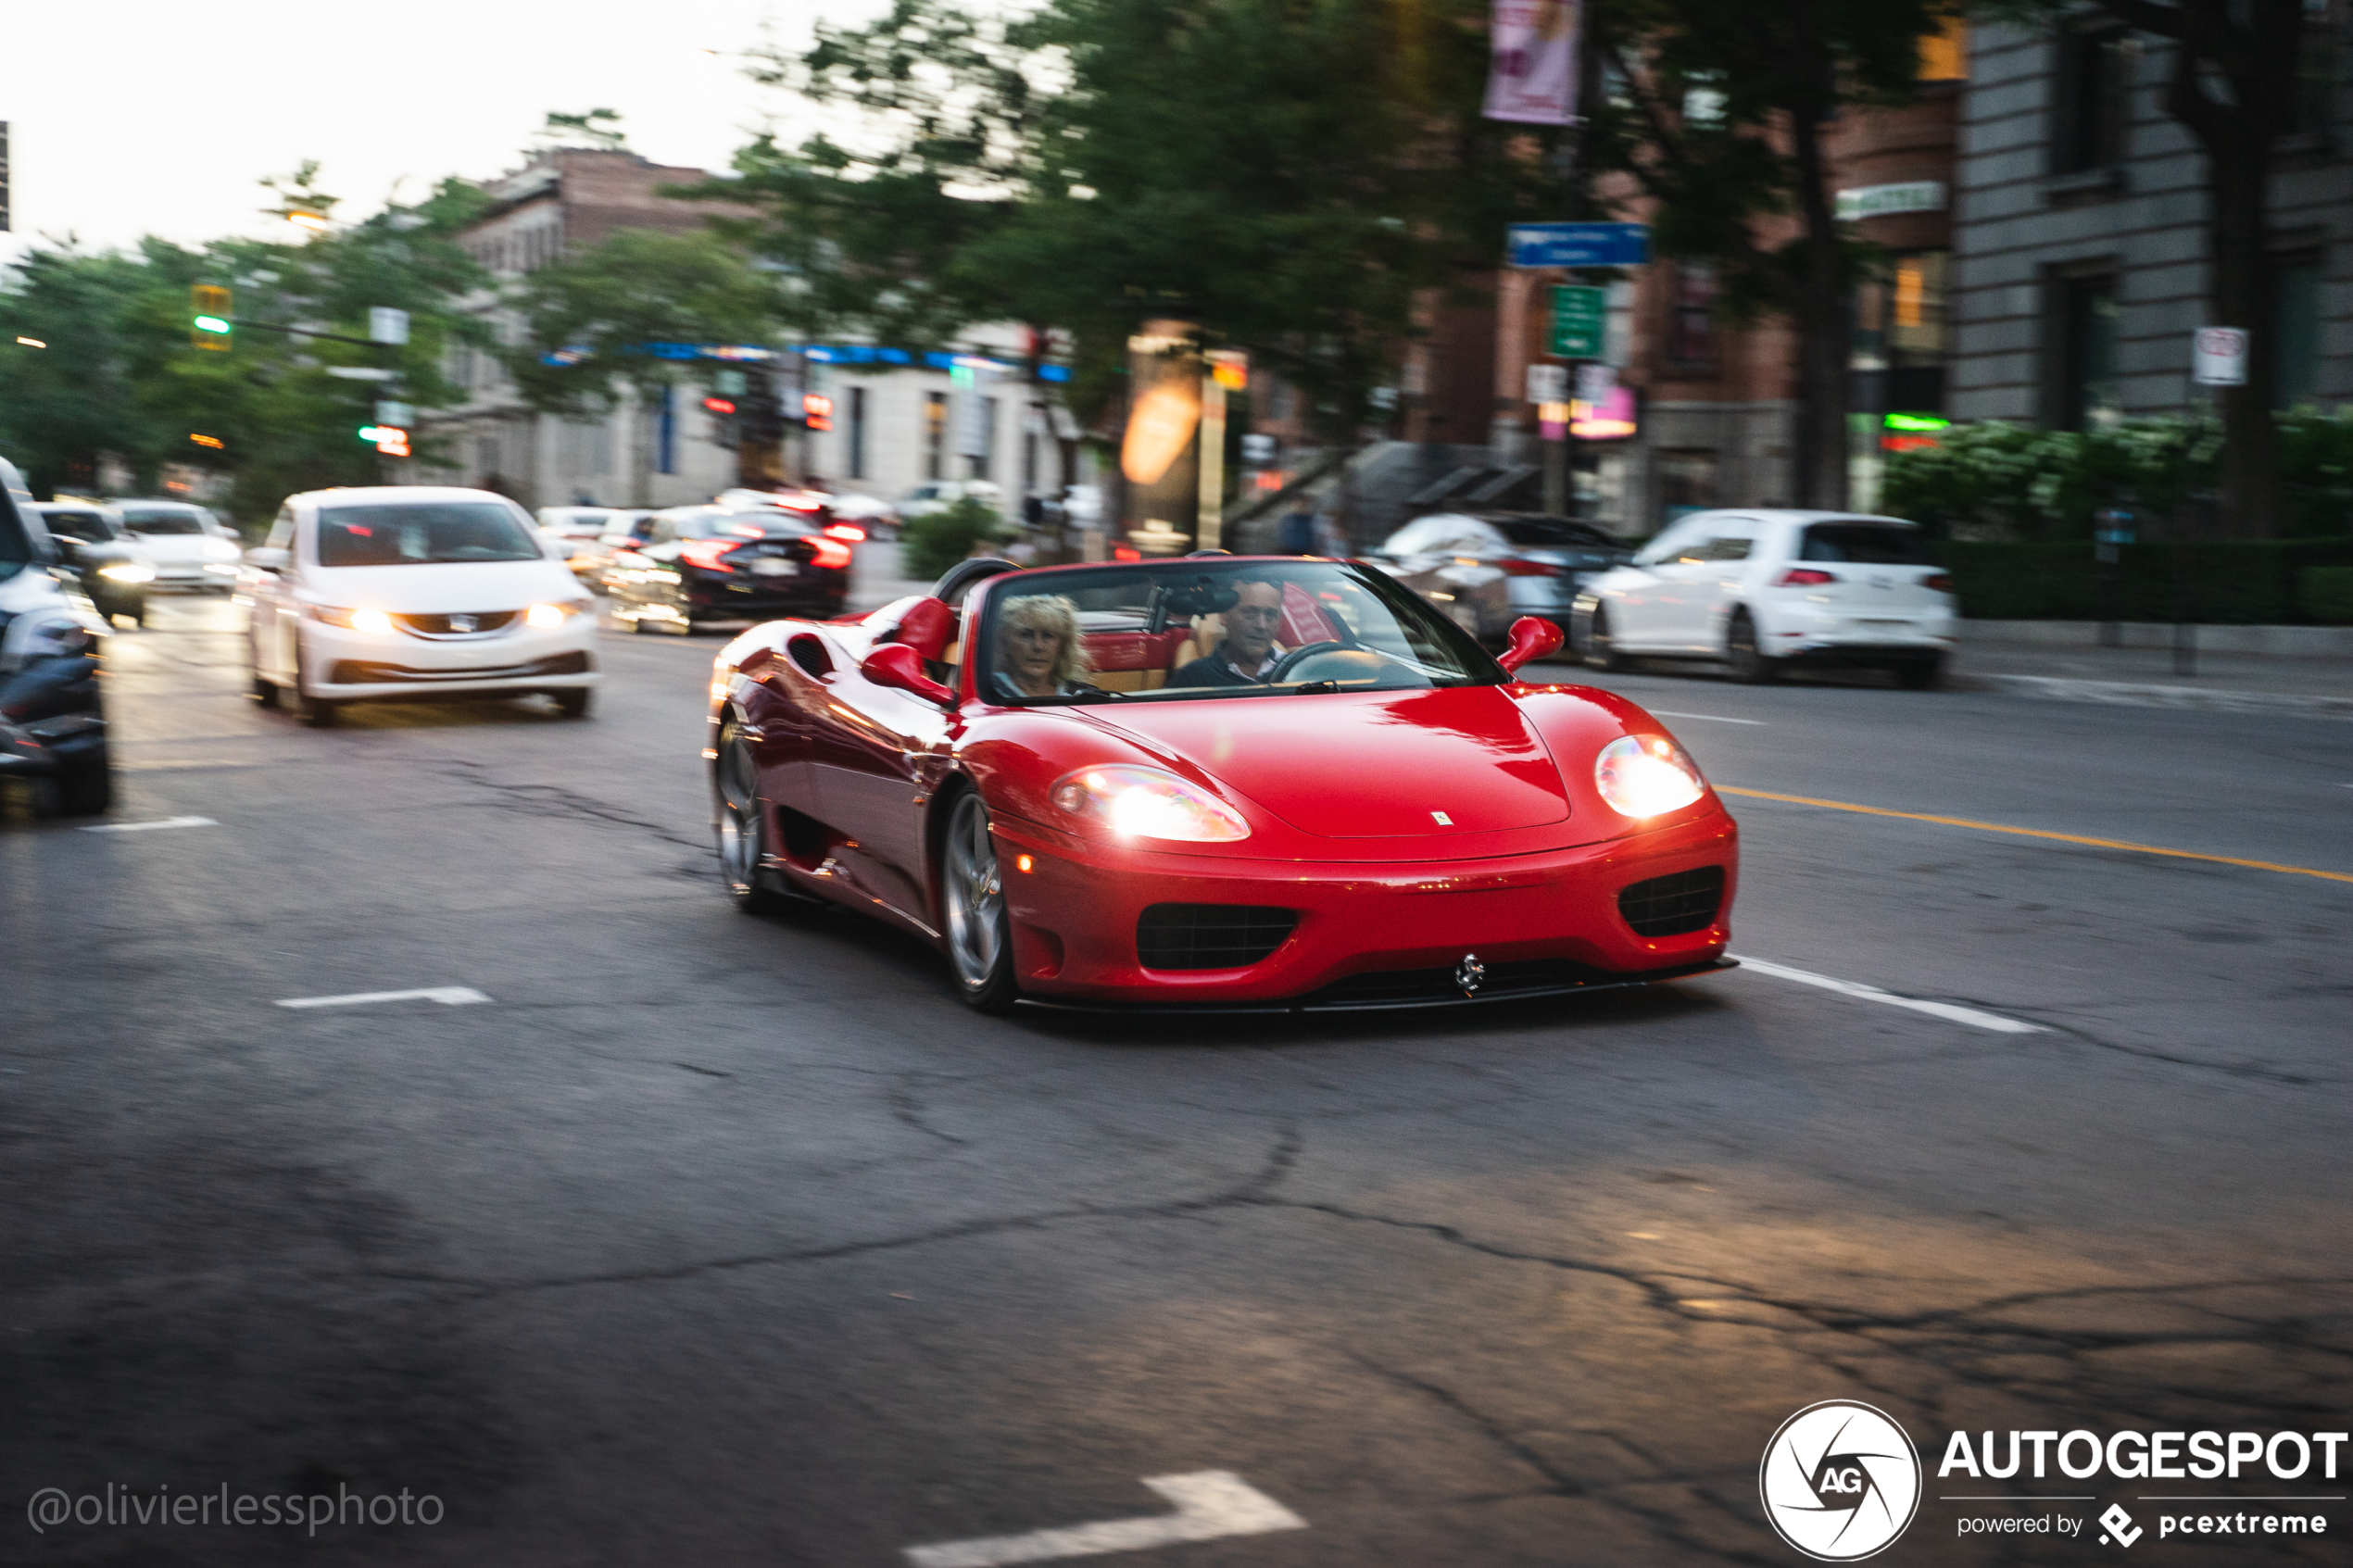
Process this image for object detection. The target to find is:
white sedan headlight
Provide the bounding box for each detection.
[1050,765,1252,843]
[98,561,156,583]
[1594,734,1706,819]
[203,538,242,560]
[309,605,395,634]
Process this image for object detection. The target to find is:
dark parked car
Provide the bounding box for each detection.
[0,461,112,816]
[604,502,853,633]
[1366,511,1634,643]
[31,501,151,626]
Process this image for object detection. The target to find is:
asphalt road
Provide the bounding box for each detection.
[3,592,2348,1567]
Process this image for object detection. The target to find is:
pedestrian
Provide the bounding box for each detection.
[1276,504,1315,555]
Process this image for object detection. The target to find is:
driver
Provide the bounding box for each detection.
[1172,576,1286,686]
[989,593,1097,702]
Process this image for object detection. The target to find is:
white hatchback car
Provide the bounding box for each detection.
[243,487,598,725]
[1573,509,1957,687]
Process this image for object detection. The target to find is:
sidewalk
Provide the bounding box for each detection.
[1953,632,2353,718]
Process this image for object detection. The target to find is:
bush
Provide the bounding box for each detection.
[1881,409,2353,541]
[2299,566,2353,624]
[900,495,1011,582]
[1934,537,2353,621]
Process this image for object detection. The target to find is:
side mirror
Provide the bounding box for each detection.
[1497,615,1565,674]
[859,642,956,709]
[245,546,291,572]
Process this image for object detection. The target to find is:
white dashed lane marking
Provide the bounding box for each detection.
[903,1473,1306,1567]
[276,987,492,1010]
[1727,956,2045,1035]
[77,816,218,833]
[1646,709,1768,726]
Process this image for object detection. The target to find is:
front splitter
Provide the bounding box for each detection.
[1013,955,1738,1017]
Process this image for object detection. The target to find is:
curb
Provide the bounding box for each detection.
[1964,672,2353,719]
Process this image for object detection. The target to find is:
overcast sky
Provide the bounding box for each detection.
[3,0,885,263]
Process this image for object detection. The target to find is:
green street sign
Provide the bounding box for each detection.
[1550,285,1606,358]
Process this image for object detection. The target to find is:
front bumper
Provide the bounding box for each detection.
[149,561,242,590]
[303,618,599,699]
[986,809,1737,1005]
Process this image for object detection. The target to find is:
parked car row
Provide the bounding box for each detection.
[1365,507,1956,688]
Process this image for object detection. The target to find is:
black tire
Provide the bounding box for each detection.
[252,673,281,709]
[553,688,594,718]
[1726,608,1780,684]
[1894,656,1944,691]
[940,791,1019,1014]
[48,745,114,817]
[1583,604,1627,671]
[714,724,795,914]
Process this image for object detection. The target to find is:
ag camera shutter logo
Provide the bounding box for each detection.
[1760,1400,1922,1561]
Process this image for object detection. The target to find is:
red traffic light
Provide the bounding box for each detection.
[702,396,736,415]
[803,393,833,432]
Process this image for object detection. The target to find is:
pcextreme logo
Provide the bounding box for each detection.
[1760,1400,1924,1561]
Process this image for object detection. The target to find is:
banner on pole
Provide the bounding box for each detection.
[1483,0,1579,126]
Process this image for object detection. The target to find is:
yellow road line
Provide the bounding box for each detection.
[1716,786,2353,885]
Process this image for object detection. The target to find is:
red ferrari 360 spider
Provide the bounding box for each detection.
[706,555,1737,1013]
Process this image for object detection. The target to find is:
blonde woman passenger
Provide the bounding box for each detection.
[989,594,1098,702]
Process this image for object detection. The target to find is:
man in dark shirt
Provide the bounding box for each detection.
[1172,578,1286,687]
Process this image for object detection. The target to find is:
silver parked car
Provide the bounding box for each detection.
[1365,511,1633,644]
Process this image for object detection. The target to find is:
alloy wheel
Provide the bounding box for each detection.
[942,793,1009,996]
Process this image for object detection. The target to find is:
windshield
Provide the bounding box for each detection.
[316,503,541,567]
[975,560,1501,706]
[120,508,208,535]
[0,486,31,577]
[678,509,815,539]
[1800,522,1932,564]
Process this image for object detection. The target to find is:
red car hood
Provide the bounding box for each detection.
[1078,686,1569,837]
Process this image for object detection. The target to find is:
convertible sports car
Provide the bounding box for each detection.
[706,555,1738,1013]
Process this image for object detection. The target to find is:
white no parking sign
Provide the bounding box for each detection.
[2193,326,2249,386]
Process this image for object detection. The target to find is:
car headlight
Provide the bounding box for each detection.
[204,539,241,560]
[1050,764,1252,843]
[309,605,395,633]
[1593,734,1706,819]
[524,600,588,630]
[98,561,156,583]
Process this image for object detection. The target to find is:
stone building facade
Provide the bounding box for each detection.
[1949,18,2348,429]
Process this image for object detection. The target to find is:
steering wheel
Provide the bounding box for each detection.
[1265,641,1352,683]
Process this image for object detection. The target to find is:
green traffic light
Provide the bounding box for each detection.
[194,315,232,333]
[1883,411,1950,432]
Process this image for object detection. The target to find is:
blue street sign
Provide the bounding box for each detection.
[1507,222,1650,269]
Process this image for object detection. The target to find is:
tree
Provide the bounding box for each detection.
[708,0,1555,442]
[536,109,628,152]
[1581,0,1953,509]
[502,230,779,502]
[0,173,487,517]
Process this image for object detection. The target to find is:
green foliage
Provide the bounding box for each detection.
[504,230,777,416]
[2298,566,2353,624]
[0,174,489,521]
[900,495,1010,580]
[707,0,1557,433]
[1932,538,2353,622]
[1882,411,2353,542]
[537,109,627,151]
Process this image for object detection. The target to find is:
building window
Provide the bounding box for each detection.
[1668,263,1718,367]
[2274,256,2322,408]
[1919,15,1969,81]
[924,391,947,480]
[2056,27,2131,173]
[1023,426,1039,494]
[972,395,1000,481]
[1655,449,1719,526]
[849,387,868,480]
[2055,273,2121,431]
[657,385,677,475]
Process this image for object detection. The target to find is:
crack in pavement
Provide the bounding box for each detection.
[435,763,710,852]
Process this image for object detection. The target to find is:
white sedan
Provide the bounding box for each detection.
[117,500,244,593]
[243,487,598,726]
[1573,509,1957,687]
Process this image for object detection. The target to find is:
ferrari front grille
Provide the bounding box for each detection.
[1136,904,1298,971]
[1617,865,1727,937]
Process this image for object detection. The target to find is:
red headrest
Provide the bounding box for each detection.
[893,597,956,662]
